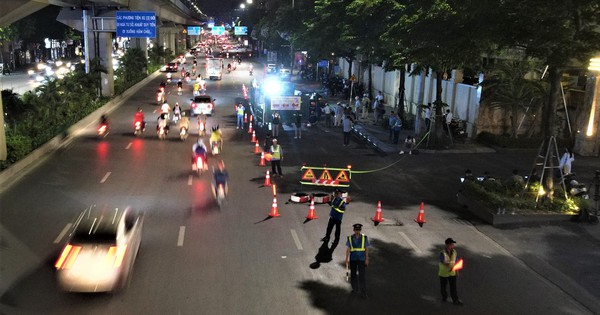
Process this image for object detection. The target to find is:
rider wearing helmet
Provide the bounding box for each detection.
[213,160,229,197]
[192,138,208,167]
[157,113,169,133]
[210,125,223,151]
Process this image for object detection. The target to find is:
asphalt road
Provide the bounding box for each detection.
[0,72,42,95]
[0,54,597,315]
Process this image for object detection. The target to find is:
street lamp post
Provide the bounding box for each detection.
[574,56,600,156]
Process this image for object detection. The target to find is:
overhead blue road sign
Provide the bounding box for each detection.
[317,60,329,67]
[187,26,202,35]
[211,26,225,35]
[116,11,156,38]
[234,26,248,36]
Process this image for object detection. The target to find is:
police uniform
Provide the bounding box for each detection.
[346,223,369,298]
[322,190,346,243]
[439,238,463,305]
[269,139,283,176]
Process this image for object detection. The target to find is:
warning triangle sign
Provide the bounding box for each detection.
[319,169,332,180]
[335,171,350,182]
[302,168,316,181]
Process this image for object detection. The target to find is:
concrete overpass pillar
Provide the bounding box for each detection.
[87,31,114,97]
[130,38,148,71]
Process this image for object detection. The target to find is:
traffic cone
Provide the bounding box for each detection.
[251,131,257,143]
[372,201,384,223]
[264,170,272,187]
[268,196,280,217]
[259,152,266,166]
[306,198,318,220]
[254,141,261,154]
[244,113,248,123]
[248,122,253,134]
[415,202,426,227]
[249,114,253,122]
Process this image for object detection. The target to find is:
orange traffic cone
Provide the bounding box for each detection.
[251,131,257,143]
[264,170,272,186]
[415,202,426,227]
[249,114,253,122]
[254,141,261,154]
[268,196,280,217]
[248,122,253,134]
[259,152,266,166]
[244,113,248,123]
[306,198,318,220]
[372,201,384,223]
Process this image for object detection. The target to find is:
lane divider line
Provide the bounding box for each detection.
[125,142,132,150]
[54,223,72,244]
[177,226,186,247]
[100,172,112,183]
[290,229,303,250]
[398,231,422,254]
[188,175,193,186]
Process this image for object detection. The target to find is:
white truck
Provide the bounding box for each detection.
[206,58,223,80]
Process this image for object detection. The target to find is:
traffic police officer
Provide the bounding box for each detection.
[439,238,463,305]
[321,189,346,244]
[346,223,369,298]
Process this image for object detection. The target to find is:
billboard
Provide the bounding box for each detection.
[234,26,248,36]
[116,11,156,38]
[271,96,301,111]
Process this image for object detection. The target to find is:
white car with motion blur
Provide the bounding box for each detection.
[55,207,143,293]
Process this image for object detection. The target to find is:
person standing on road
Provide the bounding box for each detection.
[322,189,347,244]
[269,138,283,176]
[392,115,402,144]
[334,103,344,127]
[424,104,432,132]
[294,112,302,139]
[354,96,362,118]
[361,94,371,120]
[323,103,333,127]
[272,111,281,137]
[346,223,369,299]
[342,114,353,146]
[439,238,463,306]
[388,111,397,141]
[236,103,245,129]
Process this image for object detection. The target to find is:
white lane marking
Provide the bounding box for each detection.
[290,229,303,250]
[177,226,186,246]
[125,142,132,150]
[54,223,73,244]
[100,172,112,183]
[398,232,422,254]
[188,175,193,185]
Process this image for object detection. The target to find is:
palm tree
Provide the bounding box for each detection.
[482,60,546,138]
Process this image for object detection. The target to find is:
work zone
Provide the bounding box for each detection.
[300,166,351,187]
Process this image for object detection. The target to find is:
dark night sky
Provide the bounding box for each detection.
[196,0,236,19]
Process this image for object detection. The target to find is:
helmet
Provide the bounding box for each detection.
[137,107,142,112]
[197,139,204,146]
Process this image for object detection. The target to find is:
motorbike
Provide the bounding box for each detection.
[215,183,225,208]
[180,127,188,141]
[173,112,181,124]
[564,173,589,199]
[238,58,241,65]
[198,121,206,137]
[193,154,207,175]
[211,140,221,156]
[178,86,182,95]
[249,69,253,76]
[134,121,144,136]
[157,125,168,140]
[157,88,165,105]
[97,123,109,138]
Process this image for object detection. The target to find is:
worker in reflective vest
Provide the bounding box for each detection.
[269,138,283,176]
[439,238,463,306]
[346,223,369,299]
[236,103,245,129]
[321,189,346,244]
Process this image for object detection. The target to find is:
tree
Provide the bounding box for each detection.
[482,60,547,138]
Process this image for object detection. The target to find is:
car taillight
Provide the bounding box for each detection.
[98,125,107,133]
[208,103,213,109]
[191,103,197,109]
[106,245,127,268]
[135,121,141,127]
[55,244,82,270]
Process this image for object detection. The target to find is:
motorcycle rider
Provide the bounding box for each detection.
[99,113,110,126]
[134,107,146,131]
[192,138,208,170]
[213,160,229,198]
[227,63,232,73]
[157,113,169,133]
[166,72,172,83]
[172,102,182,122]
[179,111,190,133]
[159,80,166,91]
[193,81,200,96]
[249,64,253,75]
[210,125,223,152]
[198,76,206,94]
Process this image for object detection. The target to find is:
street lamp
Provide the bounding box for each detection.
[587,57,600,137]
[240,3,246,9]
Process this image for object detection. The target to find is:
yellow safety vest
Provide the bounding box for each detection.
[237,106,244,116]
[270,145,281,160]
[438,249,457,277]
[348,234,366,252]
[332,198,345,214]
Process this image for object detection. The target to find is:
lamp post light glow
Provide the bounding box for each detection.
[247,0,253,3]
[240,3,246,9]
[587,57,600,137]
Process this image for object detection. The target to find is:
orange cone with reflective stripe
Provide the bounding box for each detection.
[254,141,261,154]
[251,131,257,143]
[244,113,248,123]
[248,122,253,134]
[372,201,384,223]
[306,198,318,220]
[259,152,266,166]
[268,196,280,217]
[415,202,426,227]
[264,170,272,187]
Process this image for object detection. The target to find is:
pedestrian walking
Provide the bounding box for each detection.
[334,103,344,127]
[321,189,347,244]
[439,238,463,306]
[374,100,385,125]
[323,103,333,127]
[388,111,397,141]
[559,148,575,175]
[236,103,245,129]
[361,94,371,120]
[294,112,302,139]
[346,223,369,299]
[354,96,361,118]
[424,104,432,132]
[272,111,281,137]
[342,114,353,146]
[269,138,283,176]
